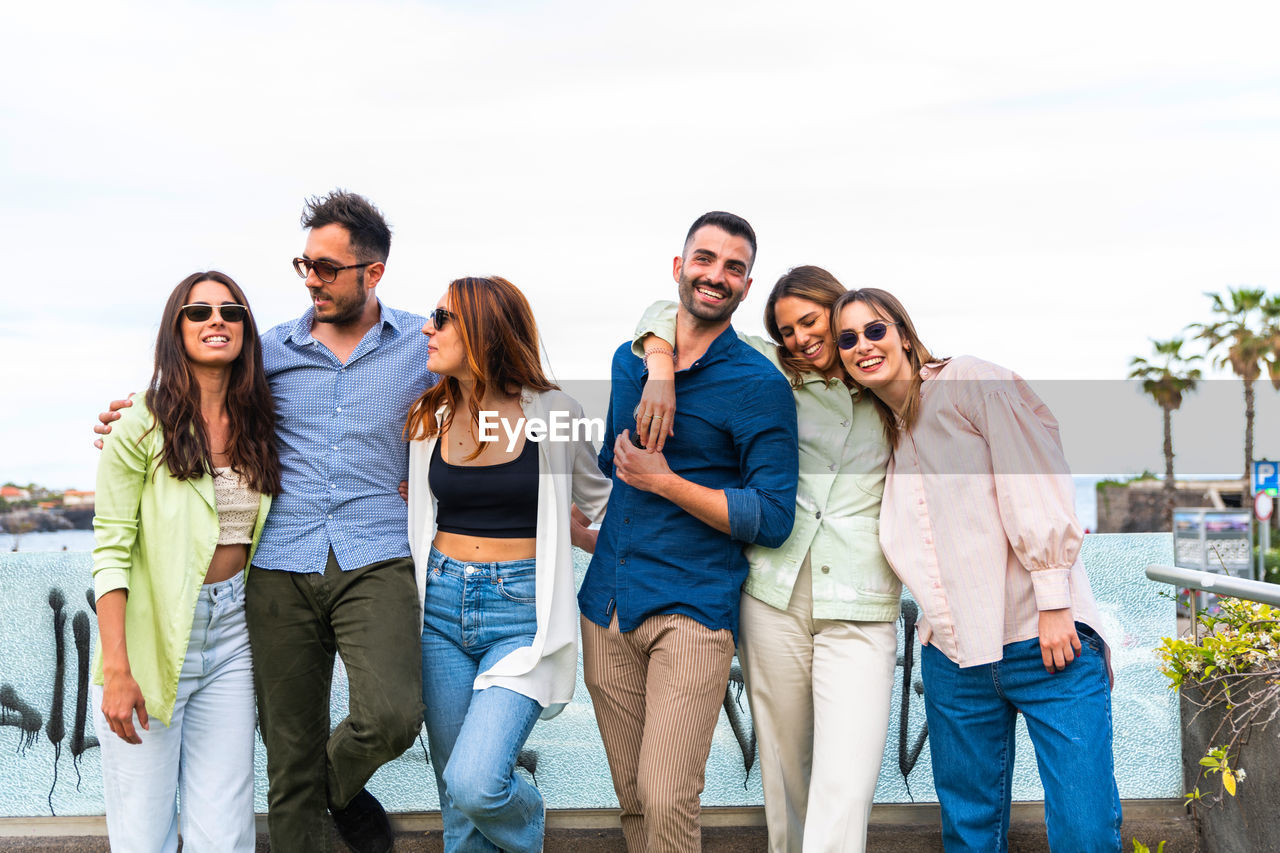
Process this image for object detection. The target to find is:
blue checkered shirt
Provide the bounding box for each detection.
[252,302,437,573]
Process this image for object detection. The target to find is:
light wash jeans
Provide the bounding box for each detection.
[921,623,1122,853]
[421,547,544,853]
[93,572,256,853]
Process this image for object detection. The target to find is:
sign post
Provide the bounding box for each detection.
[1252,460,1277,582]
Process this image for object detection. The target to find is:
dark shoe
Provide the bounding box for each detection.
[329,788,393,853]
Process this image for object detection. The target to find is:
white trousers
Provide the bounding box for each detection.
[738,554,898,853]
[93,572,256,853]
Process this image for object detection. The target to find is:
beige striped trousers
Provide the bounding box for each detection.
[581,611,736,853]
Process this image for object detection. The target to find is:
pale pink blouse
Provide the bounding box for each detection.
[879,355,1102,667]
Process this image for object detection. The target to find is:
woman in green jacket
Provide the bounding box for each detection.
[635,266,899,853]
[92,271,280,853]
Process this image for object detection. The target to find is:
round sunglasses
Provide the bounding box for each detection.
[180,303,249,323]
[836,321,898,350]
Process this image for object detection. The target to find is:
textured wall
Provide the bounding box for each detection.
[0,534,1179,817]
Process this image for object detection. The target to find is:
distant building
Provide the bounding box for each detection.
[1095,479,1245,533]
[37,501,57,511]
[0,486,30,500]
[62,490,95,508]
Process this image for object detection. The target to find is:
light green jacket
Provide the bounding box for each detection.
[635,302,900,622]
[91,394,270,725]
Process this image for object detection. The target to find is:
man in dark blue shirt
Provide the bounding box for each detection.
[578,211,798,853]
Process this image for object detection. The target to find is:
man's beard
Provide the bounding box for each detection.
[311,270,369,326]
[677,272,742,325]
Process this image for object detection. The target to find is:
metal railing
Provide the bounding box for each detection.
[1145,564,1280,642]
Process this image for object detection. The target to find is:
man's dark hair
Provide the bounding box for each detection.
[301,189,392,263]
[683,211,757,267]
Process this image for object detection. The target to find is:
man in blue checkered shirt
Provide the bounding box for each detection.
[245,190,437,853]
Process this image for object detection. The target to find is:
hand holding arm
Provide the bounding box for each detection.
[613,431,731,534]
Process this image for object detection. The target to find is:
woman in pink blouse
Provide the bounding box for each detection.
[831,287,1121,853]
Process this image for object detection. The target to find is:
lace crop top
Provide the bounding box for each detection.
[213,467,260,545]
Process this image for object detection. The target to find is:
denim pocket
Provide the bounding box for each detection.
[496,572,536,604]
[1077,622,1103,655]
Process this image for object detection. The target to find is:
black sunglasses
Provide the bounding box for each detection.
[292,257,376,284]
[427,307,454,329]
[180,302,248,323]
[836,321,898,350]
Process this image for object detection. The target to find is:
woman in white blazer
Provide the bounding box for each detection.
[405,275,610,853]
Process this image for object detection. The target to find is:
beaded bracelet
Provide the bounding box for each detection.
[643,345,676,370]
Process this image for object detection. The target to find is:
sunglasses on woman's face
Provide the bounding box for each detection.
[836,321,898,350]
[427,307,454,329]
[180,303,249,323]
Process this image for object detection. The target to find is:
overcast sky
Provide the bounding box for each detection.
[4,0,1280,489]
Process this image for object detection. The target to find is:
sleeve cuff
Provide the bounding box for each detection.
[1030,567,1073,611]
[94,569,130,600]
[724,487,760,543]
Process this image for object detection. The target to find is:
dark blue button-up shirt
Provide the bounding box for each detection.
[253,302,437,573]
[579,325,798,639]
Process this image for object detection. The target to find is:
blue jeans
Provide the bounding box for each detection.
[921,625,1122,853]
[93,573,256,853]
[421,548,545,853]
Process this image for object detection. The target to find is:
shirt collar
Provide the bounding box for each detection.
[696,323,741,365]
[284,299,400,346]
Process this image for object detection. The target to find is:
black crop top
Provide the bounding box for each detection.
[429,439,539,538]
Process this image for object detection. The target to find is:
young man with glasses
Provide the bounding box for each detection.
[577,211,799,853]
[99,191,436,853]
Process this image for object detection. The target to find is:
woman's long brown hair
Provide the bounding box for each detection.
[831,287,947,449]
[403,276,556,459]
[763,265,848,387]
[144,271,281,495]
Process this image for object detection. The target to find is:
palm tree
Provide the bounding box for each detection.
[1190,287,1270,494]
[1129,339,1202,528]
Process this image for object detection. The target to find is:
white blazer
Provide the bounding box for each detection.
[407,387,611,719]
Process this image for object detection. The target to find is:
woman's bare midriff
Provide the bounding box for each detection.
[433,531,536,563]
[204,542,249,584]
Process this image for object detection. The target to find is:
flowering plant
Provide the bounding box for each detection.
[1158,598,1280,687]
[1156,597,1280,804]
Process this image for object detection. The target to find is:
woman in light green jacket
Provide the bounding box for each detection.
[635,266,899,853]
[92,271,280,853]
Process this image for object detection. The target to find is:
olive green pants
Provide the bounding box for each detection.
[246,551,423,853]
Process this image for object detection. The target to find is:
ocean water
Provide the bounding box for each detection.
[0,529,95,552]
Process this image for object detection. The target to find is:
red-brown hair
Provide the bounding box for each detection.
[403,276,556,459]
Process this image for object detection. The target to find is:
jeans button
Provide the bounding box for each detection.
[465,566,475,575]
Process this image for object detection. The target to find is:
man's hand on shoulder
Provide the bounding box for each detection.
[92,394,136,449]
